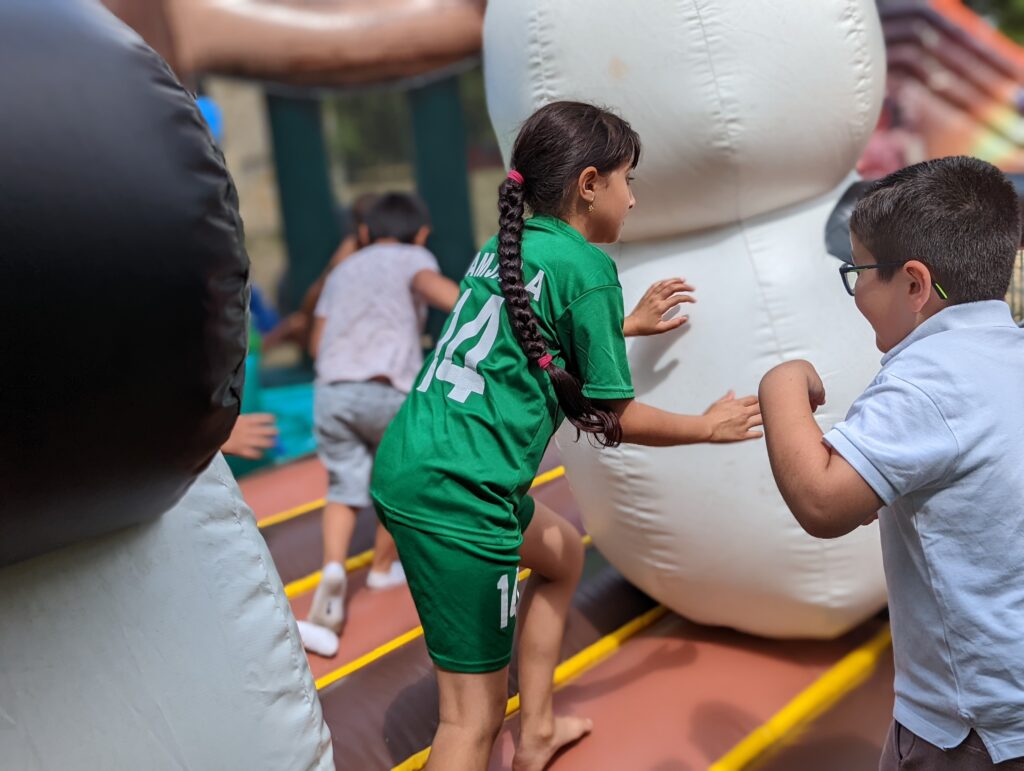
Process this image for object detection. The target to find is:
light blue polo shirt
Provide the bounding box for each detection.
[824,300,1024,763]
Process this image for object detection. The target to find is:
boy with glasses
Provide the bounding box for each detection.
[759,156,1024,769]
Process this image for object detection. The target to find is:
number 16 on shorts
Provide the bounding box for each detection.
[497,569,520,630]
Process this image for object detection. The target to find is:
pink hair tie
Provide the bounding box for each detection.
[537,353,553,370]
[507,169,525,185]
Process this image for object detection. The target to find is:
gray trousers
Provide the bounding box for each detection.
[880,721,1024,770]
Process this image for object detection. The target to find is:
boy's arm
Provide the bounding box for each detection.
[308,316,325,358]
[298,236,360,322]
[412,269,460,312]
[221,413,278,460]
[759,360,883,538]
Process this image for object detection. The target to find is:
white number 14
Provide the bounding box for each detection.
[417,289,505,403]
[497,571,520,630]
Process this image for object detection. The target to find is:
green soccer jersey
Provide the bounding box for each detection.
[370,215,634,548]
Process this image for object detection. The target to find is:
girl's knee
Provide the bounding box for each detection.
[564,532,585,580]
[541,527,584,584]
[438,673,508,737]
[440,693,506,739]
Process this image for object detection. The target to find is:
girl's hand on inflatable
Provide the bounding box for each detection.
[624,278,696,337]
[703,391,763,442]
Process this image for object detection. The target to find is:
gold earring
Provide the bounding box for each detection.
[587,203,595,213]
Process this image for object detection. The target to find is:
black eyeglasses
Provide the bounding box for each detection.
[839,263,949,300]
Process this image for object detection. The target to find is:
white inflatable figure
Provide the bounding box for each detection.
[484,0,888,637]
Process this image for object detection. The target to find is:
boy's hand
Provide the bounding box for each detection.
[624,278,696,337]
[702,390,763,442]
[222,413,279,460]
[804,363,827,412]
[762,360,826,412]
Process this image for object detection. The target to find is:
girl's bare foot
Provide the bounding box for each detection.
[512,715,593,771]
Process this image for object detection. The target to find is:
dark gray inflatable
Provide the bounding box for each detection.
[0,0,248,566]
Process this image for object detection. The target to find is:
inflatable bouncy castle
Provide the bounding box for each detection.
[486,0,890,639]
[5,1,1021,769]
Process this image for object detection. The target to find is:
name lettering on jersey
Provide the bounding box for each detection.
[465,251,545,301]
[525,269,545,301]
[465,251,499,280]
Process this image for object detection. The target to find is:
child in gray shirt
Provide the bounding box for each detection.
[299,193,459,658]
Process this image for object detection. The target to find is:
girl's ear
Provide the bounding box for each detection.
[576,166,600,204]
[903,260,933,312]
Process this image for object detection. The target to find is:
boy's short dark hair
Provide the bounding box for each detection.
[364,192,431,244]
[350,192,379,228]
[850,156,1022,304]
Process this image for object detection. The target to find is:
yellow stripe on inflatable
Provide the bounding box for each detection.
[708,624,893,770]
[284,548,375,600]
[257,497,326,529]
[391,604,668,771]
[315,626,427,691]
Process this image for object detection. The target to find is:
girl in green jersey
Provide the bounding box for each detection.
[371,101,762,770]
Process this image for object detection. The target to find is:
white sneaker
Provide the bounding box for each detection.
[296,620,339,658]
[366,561,407,591]
[307,561,347,633]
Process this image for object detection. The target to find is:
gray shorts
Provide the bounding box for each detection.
[314,381,406,507]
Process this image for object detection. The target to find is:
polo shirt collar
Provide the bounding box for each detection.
[881,300,1017,365]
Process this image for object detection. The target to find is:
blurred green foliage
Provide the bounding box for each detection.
[324,67,499,182]
[966,0,1024,42]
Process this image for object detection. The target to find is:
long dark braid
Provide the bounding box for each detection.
[497,101,641,447]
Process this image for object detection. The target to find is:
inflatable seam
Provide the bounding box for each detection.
[687,0,742,223]
[842,0,875,158]
[737,221,786,362]
[526,3,556,109]
[211,460,333,770]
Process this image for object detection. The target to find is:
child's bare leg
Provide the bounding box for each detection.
[305,501,357,636]
[370,524,398,573]
[426,667,508,771]
[322,501,357,565]
[512,499,590,771]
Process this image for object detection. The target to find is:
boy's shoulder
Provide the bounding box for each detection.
[334,242,438,277]
[354,241,437,262]
[869,316,1024,438]
[882,302,1024,378]
[882,319,1020,386]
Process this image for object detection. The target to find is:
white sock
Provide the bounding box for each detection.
[307,561,347,632]
[296,620,339,658]
[321,561,346,587]
[366,560,407,590]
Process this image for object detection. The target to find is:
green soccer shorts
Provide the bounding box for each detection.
[376,499,535,673]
